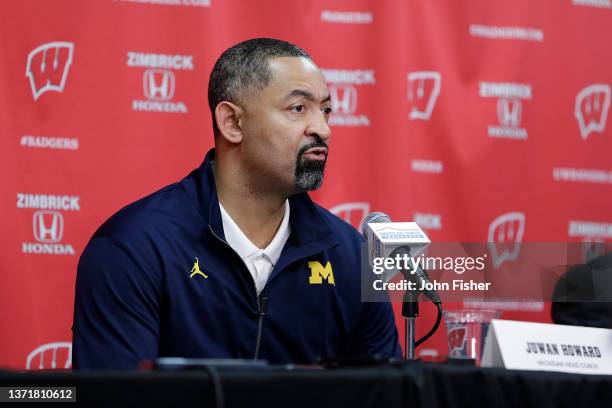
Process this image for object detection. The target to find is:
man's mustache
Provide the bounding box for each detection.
[298,141,329,158]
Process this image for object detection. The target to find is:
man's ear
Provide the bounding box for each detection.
[215,101,243,144]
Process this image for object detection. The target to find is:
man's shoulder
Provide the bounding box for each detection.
[93,181,199,246]
[312,202,363,244]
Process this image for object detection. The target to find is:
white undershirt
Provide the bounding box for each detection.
[219,201,290,295]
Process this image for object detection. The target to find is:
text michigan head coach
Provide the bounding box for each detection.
[72,38,401,369]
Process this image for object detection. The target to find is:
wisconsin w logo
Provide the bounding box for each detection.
[407,71,441,121]
[575,84,610,140]
[26,342,72,370]
[487,212,525,269]
[26,41,74,101]
[447,326,467,357]
[330,202,369,229]
[308,261,335,285]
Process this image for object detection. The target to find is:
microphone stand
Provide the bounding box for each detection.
[402,269,420,360]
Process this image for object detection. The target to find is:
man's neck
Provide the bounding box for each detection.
[214,159,288,249]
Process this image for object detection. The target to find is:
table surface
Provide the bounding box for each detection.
[1,362,611,408]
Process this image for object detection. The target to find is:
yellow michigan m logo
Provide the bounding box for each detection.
[308,261,335,285]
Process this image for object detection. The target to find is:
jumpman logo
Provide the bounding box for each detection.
[189,257,208,279]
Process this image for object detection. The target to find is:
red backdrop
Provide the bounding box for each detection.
[1,0,611,370]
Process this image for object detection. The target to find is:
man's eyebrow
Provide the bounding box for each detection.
[284,89,331,104]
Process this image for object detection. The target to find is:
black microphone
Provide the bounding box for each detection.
[361,212,441,303]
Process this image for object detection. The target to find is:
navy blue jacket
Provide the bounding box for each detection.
[72,149,401,369]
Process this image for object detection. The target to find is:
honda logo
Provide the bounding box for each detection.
[487,212,525,268]
[407,71,441,120]
[575,84,610,140]
[330,202,370,230]
[26,342,72,370]
[33,211,64,243]
[25,42,74,101]
[143,69,175,101]
[329,85,358,114]
[497,98,522,127]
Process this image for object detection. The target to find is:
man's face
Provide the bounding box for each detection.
[239,56,332,194]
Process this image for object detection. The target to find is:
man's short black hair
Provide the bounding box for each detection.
[208,38,311,133]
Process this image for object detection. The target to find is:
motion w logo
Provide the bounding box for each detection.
[330,202,370,229]
[575,84,610,140]
[447,326,467,357]
[26,342,72,370]
[407,71,441,120]
[487,212,525,269]
[26,42,74,101]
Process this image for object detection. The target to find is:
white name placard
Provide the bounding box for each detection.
[482,319,612,375]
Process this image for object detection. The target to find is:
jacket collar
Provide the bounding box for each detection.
[181,148,338,250]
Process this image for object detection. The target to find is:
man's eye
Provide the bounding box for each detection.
[291,105,305,113]
[322,107,332,115]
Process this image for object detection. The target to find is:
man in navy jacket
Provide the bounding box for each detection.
[72,38,401,369]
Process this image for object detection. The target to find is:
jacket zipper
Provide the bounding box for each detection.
[254,295,267,360]
[208,225,268,360]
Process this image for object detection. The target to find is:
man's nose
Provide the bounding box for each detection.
[307,111,332,142]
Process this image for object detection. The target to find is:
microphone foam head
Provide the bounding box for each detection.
[360,212,391,236]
